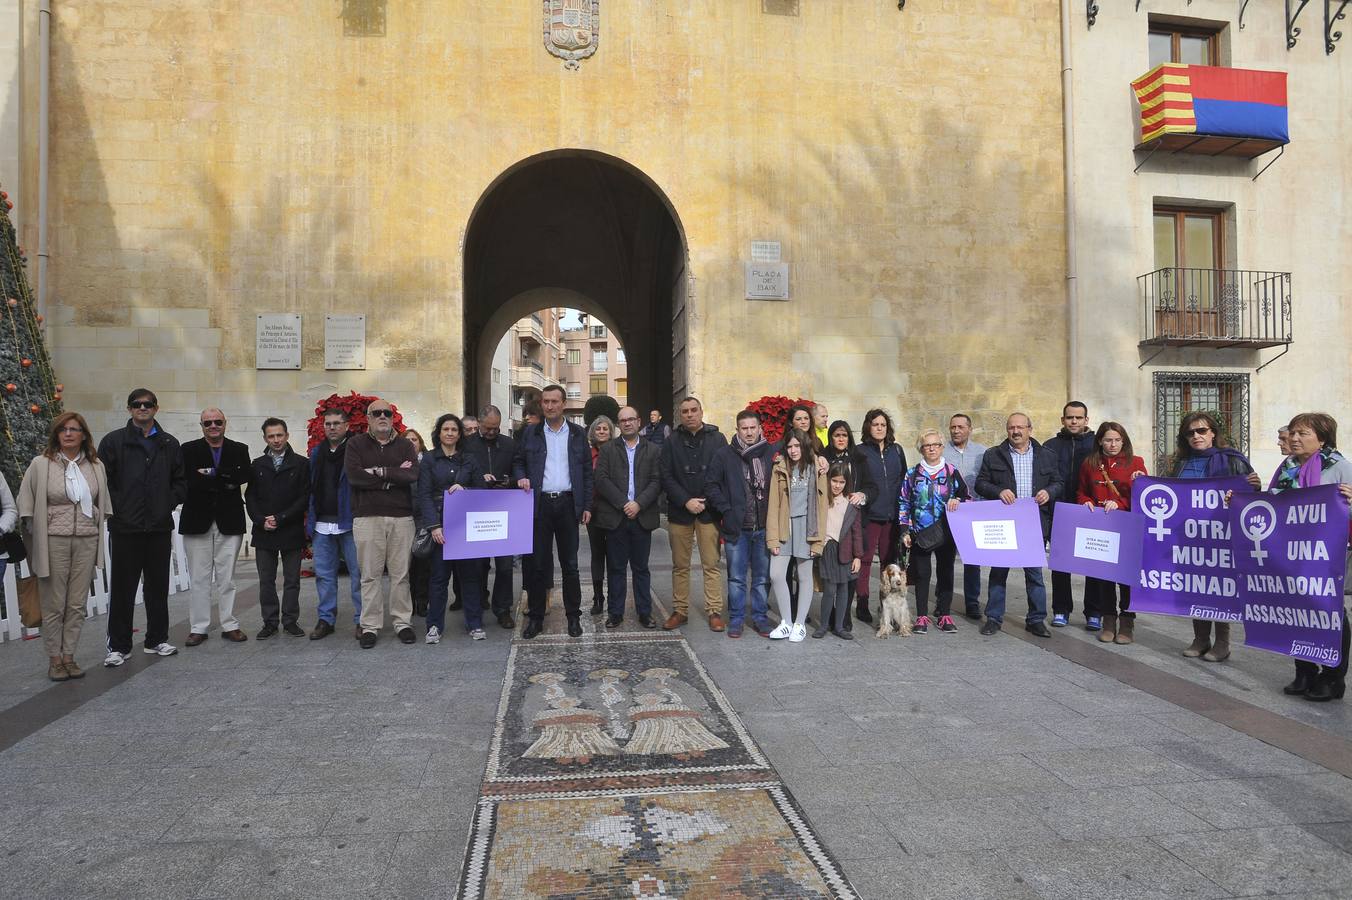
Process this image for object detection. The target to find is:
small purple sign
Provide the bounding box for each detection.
[947,499,1047,569]
[1131,475,1251,620]
[442,489,535,561]
[1233,484,1348,667]
[1048,503,1145,585]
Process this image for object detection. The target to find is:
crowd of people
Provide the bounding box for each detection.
[7,386,1348,704]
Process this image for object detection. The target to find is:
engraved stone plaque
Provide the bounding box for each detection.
[325,315,366,370]
[745,262,790,301]
[256,314,302,370]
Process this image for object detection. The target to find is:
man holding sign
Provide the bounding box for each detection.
[974,412,1061,637]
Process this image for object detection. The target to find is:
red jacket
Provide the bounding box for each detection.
[1076,454,1147,510]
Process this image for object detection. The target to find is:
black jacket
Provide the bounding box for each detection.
[705,439,778,540]
[661,423,728,525]
[593,437,662,531]
[463,432,516,488]
[244,448,310,551]
[854,441,906,523]
[415,447,481,530]
[512,420,593,521]
[98,419,187,534]
[178,438,251,535]
[974,439,1063,538]
[1042,428,1096,494]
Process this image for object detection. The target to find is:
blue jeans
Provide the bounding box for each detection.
[428,557,484,632]
[313,530,362,626]
[606,519,653,618]
[985,566,1047,626]
[724,529,770,630]
[963,564,982,614]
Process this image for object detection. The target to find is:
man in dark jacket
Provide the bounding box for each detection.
[462,404,518,630]
[594,406,662,629]
[512,384,593,639]
[974,412,1062,638]
[1041,401,1095,627]
[706,409,777,638]
[180,407,251,646]
[640,409,670,450]
[660,396,728,631]
[245,418,311,640]
[99,388,188,666]
[306,407,362,640]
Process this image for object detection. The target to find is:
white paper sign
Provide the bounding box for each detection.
[256,314,302,370]
[745,262,789,300]
[751,240,781,262]
[466,511,509,542]
[972,520,1018,550]
[325,315,366,370]
[1073,527,1121,564]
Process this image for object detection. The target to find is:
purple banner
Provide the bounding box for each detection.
[442,488,535,561]
[1131,475,1251,620]
[947,499,1047,568]
[1048,503,1145,585]
[1232,484,1348,667]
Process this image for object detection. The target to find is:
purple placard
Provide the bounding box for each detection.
[442,489,535,561]
[1048,503,1145,585]
[1233,484,1349,667]
[1132,475,1251,620]
[947,499,1047,568]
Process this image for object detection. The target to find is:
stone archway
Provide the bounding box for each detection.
[463,150,687,417]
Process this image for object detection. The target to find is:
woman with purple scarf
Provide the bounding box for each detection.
[1169,412,1262,662]
[1271,413,1352,702]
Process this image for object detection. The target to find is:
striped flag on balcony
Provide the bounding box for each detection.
[1132,64,1289,144]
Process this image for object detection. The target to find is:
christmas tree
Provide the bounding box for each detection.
[0,185,61,494]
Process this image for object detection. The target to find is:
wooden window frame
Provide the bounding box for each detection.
[1153,205,1225,271]
[1149,25,1220,66]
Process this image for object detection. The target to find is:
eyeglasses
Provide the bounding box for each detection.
[921,443,943,450]
[368,409,393,418]
[200,419,224,427]
[1185,426,1212,437]
[59,426,84,434]
[618,417,639,424]
[129,401,156,410]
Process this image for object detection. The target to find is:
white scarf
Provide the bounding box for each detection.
[920,458,945,477]
[61,452,93,519]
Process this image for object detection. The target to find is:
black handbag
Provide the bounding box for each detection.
[911,520,946,552]
[3,531,27,564]
[411,526,439,560]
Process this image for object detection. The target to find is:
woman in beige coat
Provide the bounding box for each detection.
[766,429,828,643]
[17,412,111,681]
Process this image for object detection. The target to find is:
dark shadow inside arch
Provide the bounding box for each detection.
[463,151,687,418]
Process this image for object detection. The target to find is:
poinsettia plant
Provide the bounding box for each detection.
[747,394,816,445]
[306,391,406,451]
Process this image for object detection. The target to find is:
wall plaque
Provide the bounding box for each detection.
[751,241,781,262]
[745,262,789,301]
[325,315,366,370]
[544,0,598,69]
[255,314,302,370]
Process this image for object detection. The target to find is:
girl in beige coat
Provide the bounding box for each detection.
[17,412,111,681]
[766,429,828,643]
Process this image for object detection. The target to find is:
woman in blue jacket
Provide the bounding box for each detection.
[416,413,485,642]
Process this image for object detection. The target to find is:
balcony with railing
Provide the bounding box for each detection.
[515,316,545,345]
[510,363,548,390]
[1139,268,1292,349]
[1131,64,1288,161]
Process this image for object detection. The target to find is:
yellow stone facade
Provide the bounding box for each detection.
[10,1,1069,443]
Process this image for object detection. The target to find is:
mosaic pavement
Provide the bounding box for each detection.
[460,604,860,899]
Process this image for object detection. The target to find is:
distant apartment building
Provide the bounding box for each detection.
[558,312,628,423]
[496,309,626,428]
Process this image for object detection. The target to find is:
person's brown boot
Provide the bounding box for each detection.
[1114,617,1135,645]
[1098,614,1117,643]
[62,656,85,679]
[708,613,725,632]
[1182,619,1211,658]
[48,658,69,682]
[1202,622,1231,661]
[663,612,688,630]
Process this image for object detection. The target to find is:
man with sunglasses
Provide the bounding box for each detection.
[179,408,252,646]
[344,398,420,648]
[98,388,188,666]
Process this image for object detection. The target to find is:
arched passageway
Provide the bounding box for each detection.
[463,151,687,418]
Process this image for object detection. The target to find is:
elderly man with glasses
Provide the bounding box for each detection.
[344,398,420,648]
[179,408,252,646]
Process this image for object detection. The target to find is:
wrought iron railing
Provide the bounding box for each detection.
[1139,267,1292,348]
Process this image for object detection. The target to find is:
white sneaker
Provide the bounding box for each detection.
[768,622,791,640]
[103,650,129,667]
[143,642,178,656]
[425,626,441,645]
[788,624,807,643]
[470,628,486,641]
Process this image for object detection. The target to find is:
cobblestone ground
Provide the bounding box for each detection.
[0,529,1349,899]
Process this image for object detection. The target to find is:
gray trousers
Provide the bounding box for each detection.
[256,547,302,627]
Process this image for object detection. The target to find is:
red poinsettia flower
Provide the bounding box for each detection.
[306,391,406,451]
[747,394,815,445]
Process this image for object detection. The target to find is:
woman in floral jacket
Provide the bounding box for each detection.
[899,429,969,634]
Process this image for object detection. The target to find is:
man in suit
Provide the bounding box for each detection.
[594,406,662,629]
[512,384,593,639]
[974,412,1062,638]
[180,408,252,646]
[245,418,311,639]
